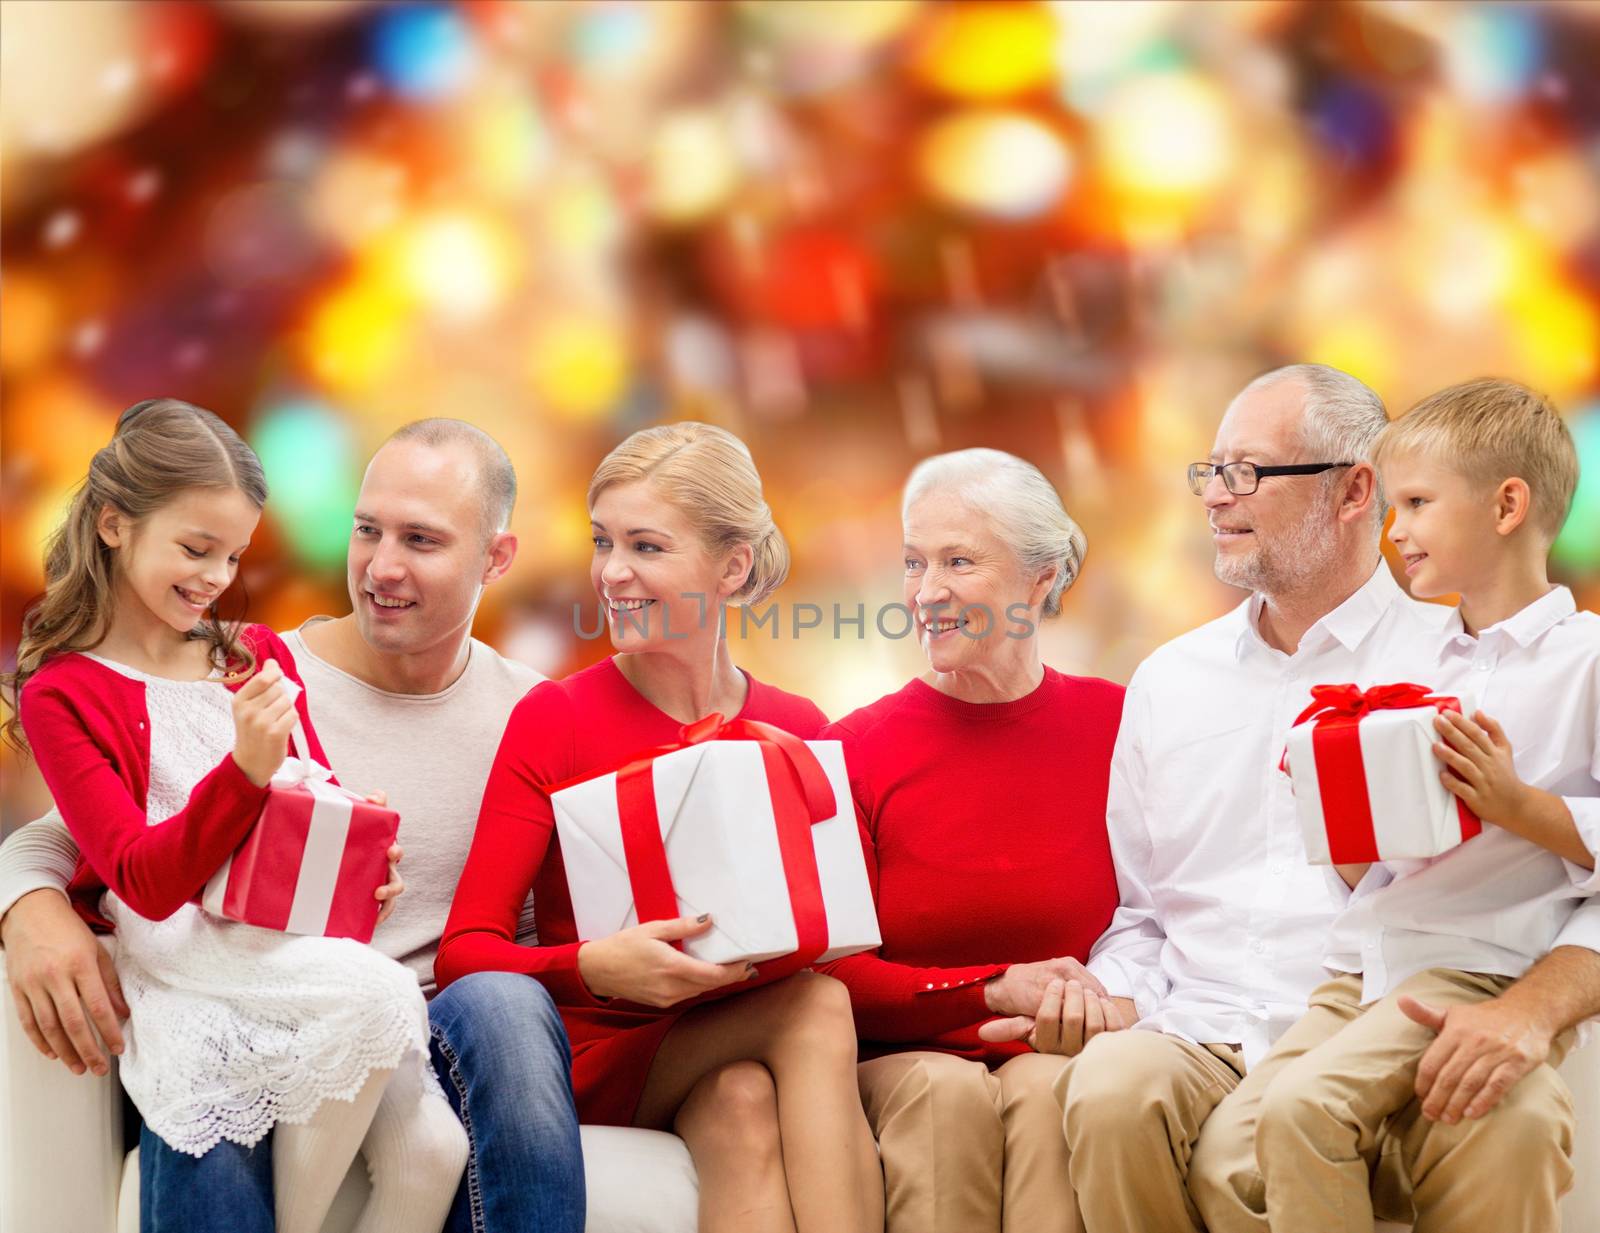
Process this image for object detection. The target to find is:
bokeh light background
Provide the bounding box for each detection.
[3,0,1599,830]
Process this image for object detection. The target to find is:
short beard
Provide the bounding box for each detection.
[1213,497,1343,597]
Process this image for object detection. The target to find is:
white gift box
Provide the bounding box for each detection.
[551,737,881,966]
[1286,688,1480,865]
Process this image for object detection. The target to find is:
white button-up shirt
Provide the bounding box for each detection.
[1324,586,1600,1010]
[1088,564,1452,1066]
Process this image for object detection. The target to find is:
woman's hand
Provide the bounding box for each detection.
[577,915,755,1007]
[231,661,297,787]
[983,955,1105,1018]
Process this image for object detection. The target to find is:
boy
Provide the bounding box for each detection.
[1198,378,1600,1233]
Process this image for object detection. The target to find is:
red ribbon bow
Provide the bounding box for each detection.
[1290,681,1446,727]
[1284,683,1480,863]
[556,713,837,976]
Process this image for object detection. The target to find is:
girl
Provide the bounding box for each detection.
[437,422,884,1233]
[2,399,466,1233]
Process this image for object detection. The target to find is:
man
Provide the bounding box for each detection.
[1052,365,1600,1231]
[0,419,585,1233]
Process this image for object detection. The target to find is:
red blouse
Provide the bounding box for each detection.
[818,667,1124,1065]
[437,656,828,1125]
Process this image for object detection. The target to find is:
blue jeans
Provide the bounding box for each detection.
[140,972,585,1233]
[429,972,586,1233]
[140,1124,274,1233]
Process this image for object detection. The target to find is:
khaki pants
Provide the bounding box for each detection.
[1054,1027,1247,1233]
[1190,969,1577,1233]
[858,1050,1080,1233]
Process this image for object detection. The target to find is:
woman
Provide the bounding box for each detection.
[437,423,883,1233]
[819,448,1127,1233]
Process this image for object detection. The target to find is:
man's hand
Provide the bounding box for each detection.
[0,889,127,1076]
[978,980,1135,1055]
[1400,993,1554,1122]
[374,838,404,927]
[983,956,1106,1018]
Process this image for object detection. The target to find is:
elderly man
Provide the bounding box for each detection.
[1052,364,1600,1232]
[0,419,585,1233]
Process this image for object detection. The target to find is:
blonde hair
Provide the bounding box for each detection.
[587,422,790,606]
[2,398,268,753]
[902,448,1086,618]
[1374,378,1578,539]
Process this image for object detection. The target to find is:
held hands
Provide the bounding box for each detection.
[983,955,1105,1018]
[0,889,128,1076]
[576,915,756,1008]
[1399,993,1553,1122]
[977,979,1135,1055]
[1433,709,1529,826]
[231,661,298,788]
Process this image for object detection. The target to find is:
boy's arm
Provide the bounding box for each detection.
[1433,709,1595,869]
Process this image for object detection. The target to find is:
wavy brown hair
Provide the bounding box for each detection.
[1,398,268,754]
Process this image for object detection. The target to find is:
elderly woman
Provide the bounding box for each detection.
[819,448,1128,1233]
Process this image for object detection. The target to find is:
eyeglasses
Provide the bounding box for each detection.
[1186,460,1354,496]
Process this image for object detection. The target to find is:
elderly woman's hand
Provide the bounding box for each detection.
[978,980,1135,1055]
[983,956,1104,1018]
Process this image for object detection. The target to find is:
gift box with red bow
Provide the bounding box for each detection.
[1284,682,1482,864]
[550,713,881,969]
[199,706,399,943]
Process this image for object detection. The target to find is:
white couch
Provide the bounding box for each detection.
[4,947,1596,1232]
[0,948,699,1233]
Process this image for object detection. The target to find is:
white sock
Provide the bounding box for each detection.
[353,1061,469,1233]
[274,1067,390,1233]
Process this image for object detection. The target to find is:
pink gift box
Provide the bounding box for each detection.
[199,690,397,942]
[200,774,398,942]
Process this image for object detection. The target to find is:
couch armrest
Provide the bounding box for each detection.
[0,944,124,1233]
[1562,1042,1600,1231]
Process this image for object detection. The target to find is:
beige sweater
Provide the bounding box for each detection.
[0,618,543,996]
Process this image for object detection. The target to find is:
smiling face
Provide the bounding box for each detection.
[902,494,1047,674]
[1205,377,1344,596]
[101,486,261,637]
[1381,447,1497,600]
[347,438,501,659]
[590,479,749,654]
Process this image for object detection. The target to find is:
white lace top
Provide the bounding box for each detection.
[84,655,437,1157]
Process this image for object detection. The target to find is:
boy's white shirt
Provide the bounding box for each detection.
[1086,563,1458,1068]
[0,618,544,996]
[1323,586,1600,1029]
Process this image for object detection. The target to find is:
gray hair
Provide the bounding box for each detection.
[1240,363,1389,519]
[902,448,1086,618]
[386,418,517,538]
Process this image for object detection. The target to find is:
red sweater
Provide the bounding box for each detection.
[437,656,828,1125]
[17,626,328,928]
[818,667,1123,1065]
